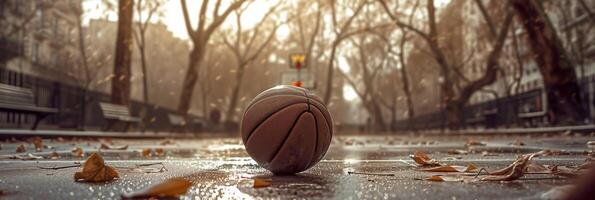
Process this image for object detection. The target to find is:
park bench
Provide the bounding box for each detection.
[99,102,140,131]
[167,113,187,132]
[0,83,58,129]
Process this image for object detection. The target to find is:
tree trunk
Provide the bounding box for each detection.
[178,43,206,114]
[511,0,587,124]
[323,42,338,104]
[139,38,149,131]
[112,0,134,106]
[225,64,245,123]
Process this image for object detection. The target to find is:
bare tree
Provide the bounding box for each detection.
[221,2,281,123]
[178,0,247,115]
[132,0,163,130]
[510,0,588,124]
[379,0,513,128]
[322,0,367,104]
[112,0,135,105]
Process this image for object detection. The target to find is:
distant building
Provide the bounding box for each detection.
[0,0,83,86]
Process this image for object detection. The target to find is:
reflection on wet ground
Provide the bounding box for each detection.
[0,133,593,199]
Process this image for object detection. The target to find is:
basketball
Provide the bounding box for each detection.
[240,85,333,174]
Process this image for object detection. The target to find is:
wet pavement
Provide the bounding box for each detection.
[0,132,593,199]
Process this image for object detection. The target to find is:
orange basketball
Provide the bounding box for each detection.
[240,85,333,174]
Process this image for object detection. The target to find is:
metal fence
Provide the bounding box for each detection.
[0,68,205,132]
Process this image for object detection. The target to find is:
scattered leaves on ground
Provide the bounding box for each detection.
[419,164,478,173]
[99,143,128,150]
[72,147,84,157]
[16,144,26,153]
[253,178,272,188]
[409,151,441,167]
[121,177,192,199]
[74,153,119,182]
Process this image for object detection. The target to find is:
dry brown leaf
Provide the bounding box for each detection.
[409,151,441,167]
[550,166,580,178]
[419,164,477,173]
[74,153,119,182]
[16,144,26,153]
[465,140,486,146]
[72,147,84,157]
[526,163,549,173]
[121,177,192,199]
[160,139,175,145]
[482,151,543,181]
[253,178,272,188]
[49,151,60,159]
[56,137,65,142]
[141,148,152,157]
[511,139,525,146]
[425,175,464,182]
[32,137,43,152]
[155,148,165,157]
[447,149,469,155]
[99,143,128,150]
[481,151,498,157]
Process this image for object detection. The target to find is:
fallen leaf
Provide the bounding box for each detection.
[99,143,128,150]
[465,140,486,146]
[526,163,549,173]
[121,177,192,199]
[32,137,43,152]
[253,178,272,188]
[481,151,498,157]
[425,175,464,182]
[482,151,544,181]
[72,147,84,157]
[141,148,152,157]
[155,148,165,157]
[419,164,477,173]
[16,144,27,153]
[49,151,60,159]
[447,149,469,155]
[160,139,175,145]
[74,153,119,182]
[510,139,525,146]
[409,151,441,167]
[550,166,579,178]
[56,137,65,142]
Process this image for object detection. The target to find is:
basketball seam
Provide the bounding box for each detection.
[244,93,325,115]
[244,103,308,143]
[310,105,333,142]
[305,109,319,169]
[268,111,309,163]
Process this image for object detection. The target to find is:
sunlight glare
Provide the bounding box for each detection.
[343,84,358,102]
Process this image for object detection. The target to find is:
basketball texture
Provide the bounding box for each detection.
[241,85,333,174]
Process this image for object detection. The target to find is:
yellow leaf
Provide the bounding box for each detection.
[74,153,119,182]
[482,151,544,181]
[420,164,477,173]
[121,178,192,199]
[253,178,272,188]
